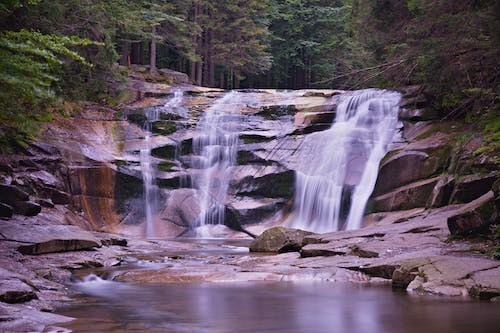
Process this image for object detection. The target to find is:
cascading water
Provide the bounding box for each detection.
[190,91,242,236]
[290,89,401,233]
[139,89,185,237]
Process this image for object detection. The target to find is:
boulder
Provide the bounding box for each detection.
[12,201,41,216]
[0,184,29,205]
[370,177,440,212]
[451,172,498,204]
[157,68,189,84]
[447,191,496,235]
[293,111,335,134]
[0,221,101,255]
[249,226,313,253]
[374,146,449,195]
[0,202,13,218]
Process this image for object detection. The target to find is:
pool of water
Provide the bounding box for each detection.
[57,279,499,333]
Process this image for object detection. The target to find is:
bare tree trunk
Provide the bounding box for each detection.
[119,40,129,66]
[220,70,225,89]
[150,24,157,74]
[196,61,202,86]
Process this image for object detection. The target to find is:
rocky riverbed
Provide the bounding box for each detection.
[1,74,498,331]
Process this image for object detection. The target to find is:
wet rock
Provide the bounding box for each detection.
[236,169,295,199]
[0,221,100,255]
[223,206,256,238]
[230,198,287,225]
[0,184,29,205]
[293,111,335,134]
[151,120,177,135]
[250,226,313,253]
[447,191,496,235]
[35,198,55,208]
[12,201,41,216]
[426,175,455,208]
[370,177,439,212]
[469,266,500,300]
[300,244,347,258]
[451,172,498,204]
[0,202,13,218]
[47,188,71,205]
[373,140,450,195]
[358,264,399,279]
[0,269,38,304]
[160,189,200,228]
[398,108,439,121]
[151,144,177,160]
[349,245,379,258]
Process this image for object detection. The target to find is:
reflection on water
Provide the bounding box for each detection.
[58,280,500,333]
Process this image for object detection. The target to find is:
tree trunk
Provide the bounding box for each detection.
[119,40,129,66]
[150,25,157,74]
[196,61,202,86]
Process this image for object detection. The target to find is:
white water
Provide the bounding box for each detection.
[290,89,401,233]
[191,91,243,237]
[140,89,185,237]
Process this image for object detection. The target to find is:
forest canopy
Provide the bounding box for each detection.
[0,0,498,143]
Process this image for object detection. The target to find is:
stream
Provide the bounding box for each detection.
[55,240,500,333]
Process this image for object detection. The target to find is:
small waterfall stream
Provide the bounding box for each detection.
[139,89,185,238]
[190,91,242,236]
[290,89,401,233]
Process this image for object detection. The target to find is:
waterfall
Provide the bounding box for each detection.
[140,89,185,238]
[290,89,401,233]
[191,91,242,236]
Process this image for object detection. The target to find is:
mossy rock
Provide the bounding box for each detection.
[258,105,297,120]
[126,111,147,126]
[160,113,183,121]
[241,134,275,144]
[151,121,177,135]
[157,161,176,172]
[151,145,176,159]
[249,226,313,253]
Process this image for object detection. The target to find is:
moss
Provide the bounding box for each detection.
[258,105,297,120]
[151,121,177,135]
[151,145,176,159]
[157,161,175,172]
[241,134,274,144]
[160,113,182,121]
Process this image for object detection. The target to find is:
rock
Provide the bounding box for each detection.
[293,111,335,134]
[468,266,500,300]
[370,177,440,212]
[160,189,200,228]
[0,202,13,218]
[151,120,177,135]
[300,243,347,258]
[48,188,71,205]
[157,68,189,84]
[236,169,295,199]
[230,198,287,225]
[451,172,498,204]
[374,144,450,195]
[398,108,439,121]
[36,198,55,208]
[250,226,313,253]
[358,264,399,279]
[399,94,428,109]
[0,221,100,255]
[349,245,379,258]
[223,206,256,238]
[426,175,455,208]
[447,191,496,235]
[0,184,29,205]
[151,144,177,160]
[0,290,38,304]
[12,201,41,216]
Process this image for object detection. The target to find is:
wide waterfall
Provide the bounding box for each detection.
[190,91,242,236]
[290,89,401,233]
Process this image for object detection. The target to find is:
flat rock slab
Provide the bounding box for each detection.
[0,221,100,255]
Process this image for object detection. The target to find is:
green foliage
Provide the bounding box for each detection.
[0,28,96,145]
